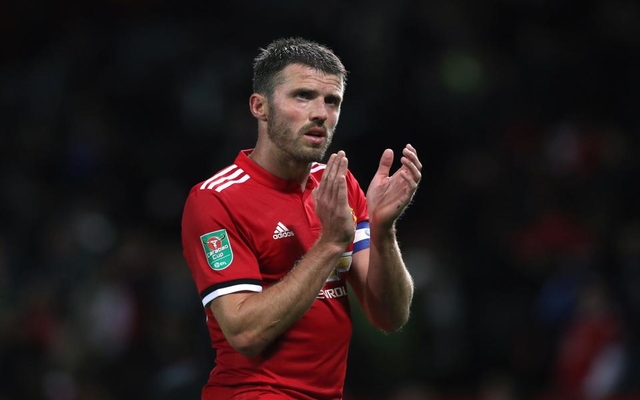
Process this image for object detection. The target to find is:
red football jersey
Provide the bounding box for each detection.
[181,149,370,400]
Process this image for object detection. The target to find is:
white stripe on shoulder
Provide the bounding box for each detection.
[199,167,250,192]
[205,168,244,190]
[215,174,250,192]
[310,163,326,173]
[200,165,238,190]
[201,283,262,306]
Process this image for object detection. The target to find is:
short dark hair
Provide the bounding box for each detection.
[252,37,348,98]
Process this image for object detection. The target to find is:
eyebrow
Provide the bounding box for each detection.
[291,87,342,103]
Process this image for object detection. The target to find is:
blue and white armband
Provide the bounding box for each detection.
[353,221,370,253]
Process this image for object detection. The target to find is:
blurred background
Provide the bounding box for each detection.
[1,0,639,399]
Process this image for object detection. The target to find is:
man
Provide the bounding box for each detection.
[181,37,422,399]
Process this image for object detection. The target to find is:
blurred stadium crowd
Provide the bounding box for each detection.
[1,0,639,399]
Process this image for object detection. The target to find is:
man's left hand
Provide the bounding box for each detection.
[366,144,422,230]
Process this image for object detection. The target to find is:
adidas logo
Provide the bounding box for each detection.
[273,222,295,240]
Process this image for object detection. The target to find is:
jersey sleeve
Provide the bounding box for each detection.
[346,170,370,254]
[181,186,263,307]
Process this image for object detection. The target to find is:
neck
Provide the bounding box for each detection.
[249,145,311,188]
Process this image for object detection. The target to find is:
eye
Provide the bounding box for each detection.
[295,90,313,100]
[325,96,341,106]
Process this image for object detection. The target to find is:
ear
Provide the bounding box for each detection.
[249,93,268,122]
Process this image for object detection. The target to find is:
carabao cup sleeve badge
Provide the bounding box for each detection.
[200,229,234,270]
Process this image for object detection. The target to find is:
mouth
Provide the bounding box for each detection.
[303,128,326,145]
[304,128,327,138]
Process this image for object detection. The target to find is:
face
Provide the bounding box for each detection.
[265,64,344,163]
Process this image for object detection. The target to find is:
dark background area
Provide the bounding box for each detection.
[1,1,640,399]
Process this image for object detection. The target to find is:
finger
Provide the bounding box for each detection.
[400,156,422,183]
[337,175,349,209]
[337,152,348,181]
[321,151,344,201]
[402,146,423,172]
[320,153,338,192]
[332,154,348,201]
[335,157,350,216]
[323,153,337,180]
[376,149,394,178]
[331,151,346,178]
[399,168,420,190]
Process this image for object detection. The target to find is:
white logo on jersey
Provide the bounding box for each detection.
[273,222,295,239]
[317,285,348,299]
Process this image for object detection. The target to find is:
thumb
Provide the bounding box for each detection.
[376,149,394,177]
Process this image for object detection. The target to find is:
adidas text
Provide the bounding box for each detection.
[273,231,295,239]
[273,222,294,239]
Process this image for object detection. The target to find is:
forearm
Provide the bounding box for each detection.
[358,143,421,331]
[364,223,414,332]
[213,238,345,356]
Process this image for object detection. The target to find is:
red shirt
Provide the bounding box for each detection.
[181,149,370,399]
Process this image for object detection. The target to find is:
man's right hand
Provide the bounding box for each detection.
[313,151,355,247]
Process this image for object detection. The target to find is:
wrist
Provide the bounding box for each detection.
[315,235,350,256]
[368,219,397,244]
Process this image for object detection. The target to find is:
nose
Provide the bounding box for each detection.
[309,98,328,124]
